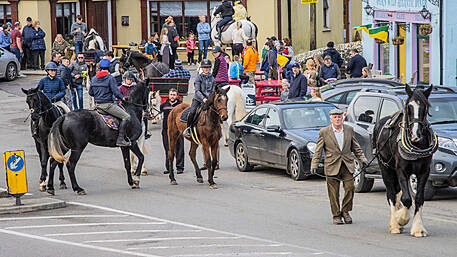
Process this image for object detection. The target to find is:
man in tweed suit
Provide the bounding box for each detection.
[311,108,368,225]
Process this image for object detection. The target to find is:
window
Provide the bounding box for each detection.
[323,0,330,28]
[344,90,359,105]
[283,106,333,129]
[265,108,281,128]
[0,5,11,26]
[379,99,399,120]
[246,108,268,126]
[353,97,381,124]
[150,0,218,38]
[428,98,457,124]
[326,93,344,104]
[56,2,77,40]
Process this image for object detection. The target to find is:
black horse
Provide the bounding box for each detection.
[119,49,169,78]
[22,88,67,194]
[373,84,437,237]
[47,80,150,195]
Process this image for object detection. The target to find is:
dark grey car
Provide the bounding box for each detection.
[344,86,457,200]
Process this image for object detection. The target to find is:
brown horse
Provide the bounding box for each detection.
[167,87,230,189]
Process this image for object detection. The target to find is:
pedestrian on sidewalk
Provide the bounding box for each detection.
[242,39,259,85]
[10,22,24,75]
[71,15,87,56]
[232,21,248,57]
[160,27,171,67]
[361,67,372,78]
[0,24,11,51]
[319,56,341,85]
[165,19,179,69]
[322,41,343,68]
[21,17,34,70]
[288,63,307,99]
[69,53,87,109]
[145,36,158,58]
[161,88,184,174]
[197,15,210,62]
[280,79,289,101]
[186,33,197,65]
[52,34,70,57]
[31,20,46,70]
[310,108,368,225]
[58,56,74,110]
[265,41,278,80]
[229,55,248,84]
[346,49,367,78]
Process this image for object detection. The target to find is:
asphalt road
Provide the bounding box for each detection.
[0,76,457,257]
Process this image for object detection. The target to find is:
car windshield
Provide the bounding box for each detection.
[428,97,457,124]
[282,105,333,129]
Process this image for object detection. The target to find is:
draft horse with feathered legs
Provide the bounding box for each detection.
[167,86,230,188]
[373,84,437,237]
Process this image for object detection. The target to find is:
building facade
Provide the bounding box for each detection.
[362,0,455,86]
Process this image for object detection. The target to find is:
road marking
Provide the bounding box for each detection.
[84,236,241,244]
[127,244,282,250]
[69,201,348,257]
[170,253,292,257]
[0,228,161,257]
[0,214,128,221]
[45,229,202,237]
[5,222,166,229]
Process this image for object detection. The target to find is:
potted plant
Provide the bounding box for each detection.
[419,24,433,35]
[392,36,404,45]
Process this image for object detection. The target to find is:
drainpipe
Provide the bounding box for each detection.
[439,1,443,85]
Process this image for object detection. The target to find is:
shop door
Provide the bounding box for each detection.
[87,1,108,45]
[398,25,406,83]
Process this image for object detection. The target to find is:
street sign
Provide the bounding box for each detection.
[4,150,28,196]
[241,83,256,110]
[301,0,318,4]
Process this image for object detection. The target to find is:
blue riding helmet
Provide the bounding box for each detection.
[99,59,111,69]
[45,62,58,71]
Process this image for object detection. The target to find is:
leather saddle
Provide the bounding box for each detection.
[179,106,203,123]
[220,20,236,33]
[95,108,120,130]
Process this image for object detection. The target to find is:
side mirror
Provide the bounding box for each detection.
[267,125,281,133]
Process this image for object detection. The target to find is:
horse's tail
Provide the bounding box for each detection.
[48,116,69,163]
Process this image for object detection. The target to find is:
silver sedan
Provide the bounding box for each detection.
[0,47,19,81]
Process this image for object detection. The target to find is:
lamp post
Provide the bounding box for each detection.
[420,5,432,20]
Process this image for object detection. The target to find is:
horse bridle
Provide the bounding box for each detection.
[27,92,57,116]
[122,50,133,69]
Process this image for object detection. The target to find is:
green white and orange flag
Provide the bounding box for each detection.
[369,25,389,42]
[353,24,372,34]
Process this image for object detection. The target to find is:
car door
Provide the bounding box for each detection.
[242,107,268,161]
[0,49,5,78]
[351,96,381,158]
[260,107,286,165]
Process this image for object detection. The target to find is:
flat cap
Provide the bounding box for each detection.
[329,108,344,115]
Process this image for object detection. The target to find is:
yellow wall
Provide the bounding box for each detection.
[18,0,53,59]
[247,0,276,48]
[115,0,142,45]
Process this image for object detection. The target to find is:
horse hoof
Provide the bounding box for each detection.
[141,171,148,176]
[131,185,140,189]
[170,180,178,185]
[224,143,228,147]
[390,228,401,234]
[197,178,204,183]
[39,185,46,192]
[60,183,67,190]
[77,190,86,195]
[412,231,427,237]
[47,189,55,195]
[209,184,218,189]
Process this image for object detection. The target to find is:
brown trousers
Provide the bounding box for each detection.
[326,163,355,218]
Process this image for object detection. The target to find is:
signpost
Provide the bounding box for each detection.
[4,150,27,206]
[301,0,318,4]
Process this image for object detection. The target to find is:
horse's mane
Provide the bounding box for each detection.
[129,51,151,62]
[409,88,431,108]
[125,81,148,104]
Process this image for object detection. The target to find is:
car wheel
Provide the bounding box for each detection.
[6,62,17,81]
[288,149,307,180]
[354,160,374,193]
[409,175,435,201]
[235,142,252,172]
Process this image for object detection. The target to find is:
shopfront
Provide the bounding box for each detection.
[361,0,446,85]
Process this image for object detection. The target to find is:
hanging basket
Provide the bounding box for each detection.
[419,24,433,35]
[375,38,386,44]
[392,36,405,45]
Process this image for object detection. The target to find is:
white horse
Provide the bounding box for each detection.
[222,84,247,146]
[210,7,257,46]
[84,28,106,52]
[130,91,161,175]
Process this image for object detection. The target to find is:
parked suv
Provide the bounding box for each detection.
[344,86,457,200]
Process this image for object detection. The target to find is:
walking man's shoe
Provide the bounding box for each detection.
[163,170,170,174]
[342,212,352,224]
[177,170,184,174]
[333,216,344,225]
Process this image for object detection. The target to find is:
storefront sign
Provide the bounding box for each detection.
[375,0,426,8]
[374,10,430,24]
[301,0,318,4]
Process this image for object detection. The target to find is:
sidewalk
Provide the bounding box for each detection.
[0,192,66,215]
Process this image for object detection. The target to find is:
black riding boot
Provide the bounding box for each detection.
[216,28,222,40]
[116,120,131,147]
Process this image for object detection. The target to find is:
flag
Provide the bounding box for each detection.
[369,25,389,42]
[353,24,372,34]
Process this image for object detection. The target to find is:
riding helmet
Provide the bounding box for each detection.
[45,62,58,71]
[200,59,212,68]
[99,59,111,69]
[212,46,222,53]
[122,71,135,80]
